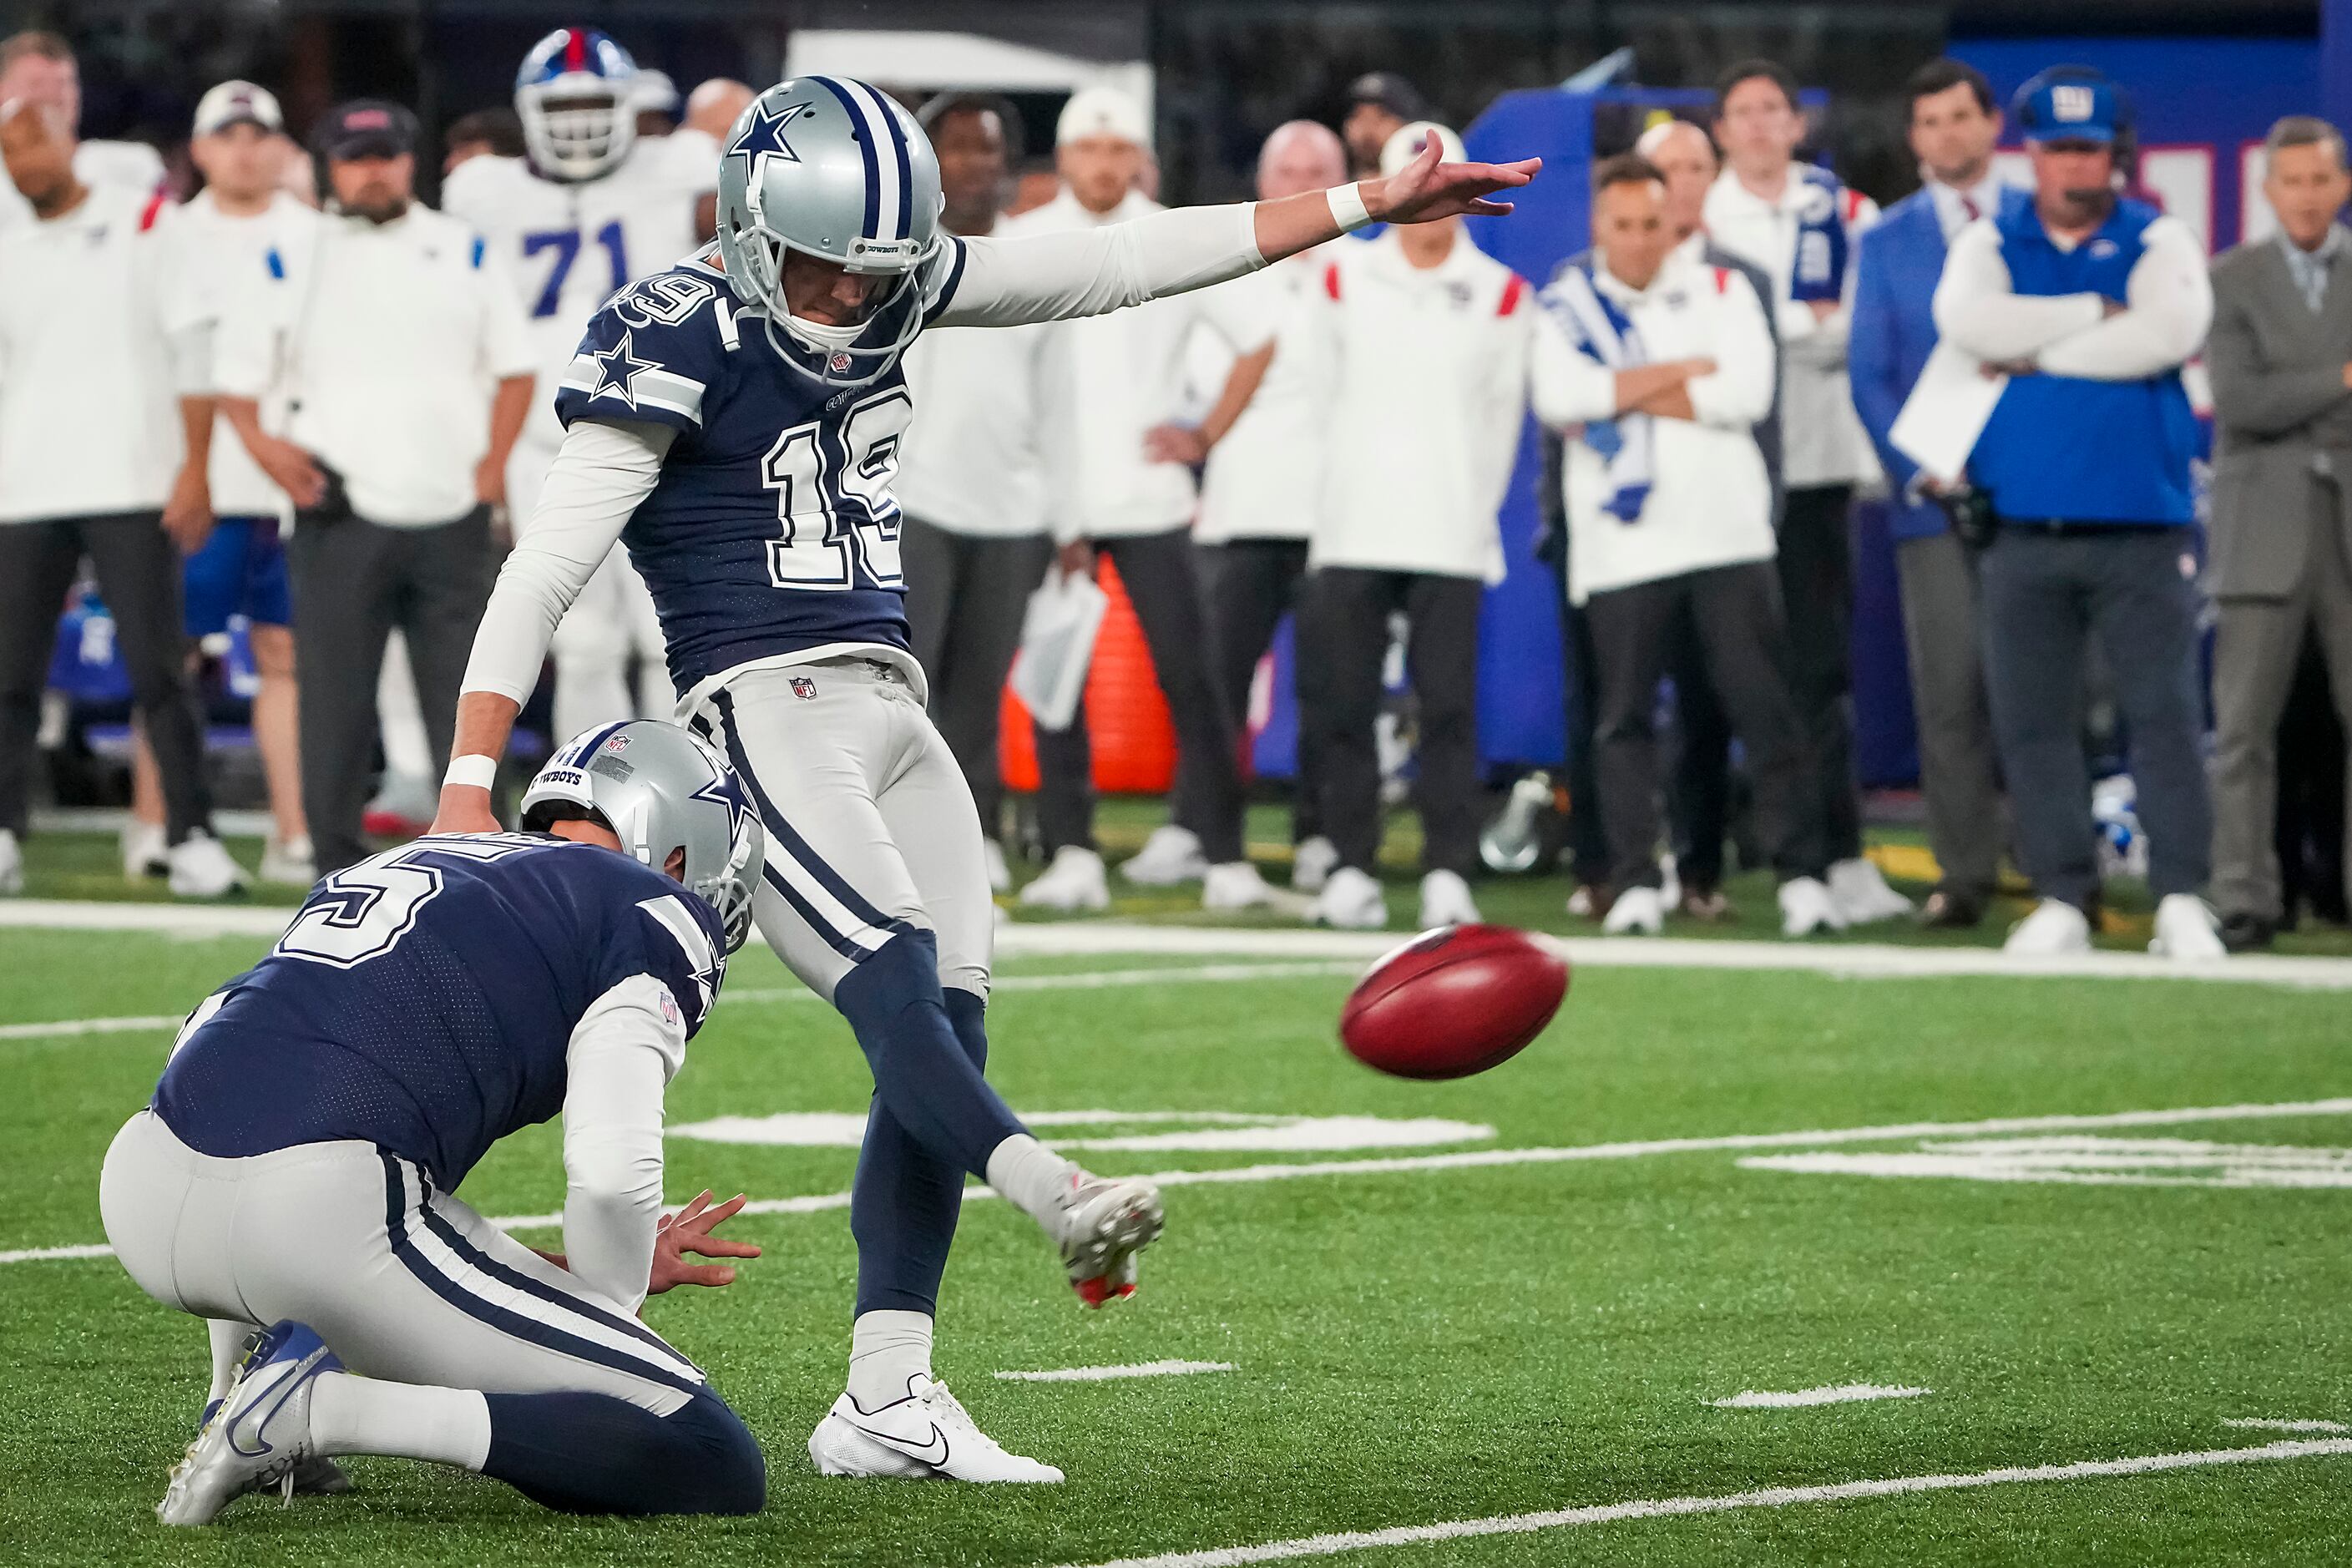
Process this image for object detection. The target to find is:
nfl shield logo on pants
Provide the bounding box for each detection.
[791,676,818,700]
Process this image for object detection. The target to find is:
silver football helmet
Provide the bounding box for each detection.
[520,720,765,953]
[713,76,943,387]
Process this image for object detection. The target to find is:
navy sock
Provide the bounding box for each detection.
[847,986,998,1318]
[833,929,1024,1175]
[479,1387,764,1516]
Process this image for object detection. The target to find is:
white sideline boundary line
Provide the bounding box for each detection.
[996,1360,1237,1383]
[17,1095,2352,1263]
[8,900,2352,988]
[2223,1417,2350,1434]
[1048,1439,2352,1568]
[1712,1383,1928,1409]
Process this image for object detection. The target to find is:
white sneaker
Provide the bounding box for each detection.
[810,1376,1064,1483]
[2004,897,2092,955]
[1308,864,1387,928]
[1418,868,1481,928]
[1046,1169,1166,1307]
[1828,856,1915,924]
[1120,824,1208,886]
[1201,860,1310,915]
[122,817,168,880]
[982,837,1011,894]
[168,831,248,899]
[1565,883,1598,918]
[2149,893,2227,962]
[1602,885,1665,935]
[0,828,20,896]
[1018,846,1110,912]
[159,1321,341,1525]
[1292,835,1339,893]
[259,835,315,888]
[1778,876,1846,937]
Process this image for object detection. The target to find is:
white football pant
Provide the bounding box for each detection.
[509,437,671,741]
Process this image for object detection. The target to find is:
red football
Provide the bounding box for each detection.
[1339,924,1569,1080]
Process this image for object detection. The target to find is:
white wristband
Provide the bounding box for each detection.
[443,754,498,792]
[1327,181,1374,234]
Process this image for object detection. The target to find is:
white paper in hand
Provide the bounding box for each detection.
[1891,341,2009,486]
[1009,569,1109,732]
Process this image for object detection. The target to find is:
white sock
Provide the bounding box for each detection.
[985,1133,1077,1231]
[847,1309,934,1409]
[206,1319,255,1405]
[309,1371,492,1469]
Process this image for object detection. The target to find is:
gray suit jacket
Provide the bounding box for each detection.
[2207,229,2352,597]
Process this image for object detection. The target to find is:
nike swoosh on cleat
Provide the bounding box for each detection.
[855,1420,950,1469]
[229,1348,328,1459]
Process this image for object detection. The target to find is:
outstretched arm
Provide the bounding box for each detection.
[933,135,1540,329]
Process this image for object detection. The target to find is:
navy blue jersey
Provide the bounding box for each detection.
[554,242,970,692]
[153,834,729,1189]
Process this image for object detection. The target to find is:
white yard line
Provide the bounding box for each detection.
[1712,1383,1929,1409]
[1048,1439,2352,1568]
[10,899,2352,987]
[996,1361,1237,1383]
[2223,1417,2350,1434]
[19,1095,2352,1263]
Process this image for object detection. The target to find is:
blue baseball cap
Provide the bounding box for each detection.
[2012,67,2128,146]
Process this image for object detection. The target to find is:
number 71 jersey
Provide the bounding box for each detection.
[443,134,716,448]
[555,246,931,698]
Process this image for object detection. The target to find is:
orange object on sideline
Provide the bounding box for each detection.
[999,557,1177,795]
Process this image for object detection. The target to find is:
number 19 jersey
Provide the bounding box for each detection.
[443,134,716,449]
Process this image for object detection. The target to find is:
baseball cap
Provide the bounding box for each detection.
[1055,85,1148,150]
[2013,67,2127,146]
[313,99,418,162]
[1378,120,1465,179]
[193,80,283,139]
[1347,72,1432,124]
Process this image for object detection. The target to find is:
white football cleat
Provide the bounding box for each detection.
[259,835,316,888]
[2148,893,2226,962]
[2004,897,2093,955]
[0,828,20,896]
[1601,884,1665,935]
[1018,846,1110,912]
[1417,868,1480,928]
[1778,876,1846,937]
[1291,835,1339,893]
[1120,824,1209,886]
[1828,857,1914,924]
[1308,864,1387,929]
[196,1396,350,1497]
[168,831,248,899]
[810,1376,1064,1483]
[1201,860,1309,914]
[123,817,169,880]
[982,837,1011,894]
[159,1321,341,1525]
[1048,1169,1165,1307]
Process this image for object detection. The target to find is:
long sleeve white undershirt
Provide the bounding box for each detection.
[560,973,689,1313]
[1932,215,2212,379]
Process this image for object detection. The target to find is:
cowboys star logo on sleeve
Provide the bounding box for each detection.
[589,330,660,408]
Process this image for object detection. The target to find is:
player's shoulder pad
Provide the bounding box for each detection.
[596,259,736,346]
[630,889,728,1034]
[439,152,520,215]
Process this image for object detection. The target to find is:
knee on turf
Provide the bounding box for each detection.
[666,1388,767,1515]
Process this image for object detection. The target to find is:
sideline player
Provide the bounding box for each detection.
[100,721,768,1523]
[432,77,1537,1479]
[443,27,717,741]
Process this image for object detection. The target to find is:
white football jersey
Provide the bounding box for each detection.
[443,130,716,446]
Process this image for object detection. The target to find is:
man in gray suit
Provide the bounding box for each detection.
[2207,114,2352,950]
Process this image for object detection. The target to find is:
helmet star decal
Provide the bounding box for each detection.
[726,97,817,180]
[589,330,659,407]
[690,767,760,863]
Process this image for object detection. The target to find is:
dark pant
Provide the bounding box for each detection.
[1582,561,1827,890]
[1034,528,1244,863]
[1196,536,1325,843]
[287,509,492,875]
[1778,484,1863,862]
[899,516,1054,843]
[0,513,212,842]
[1894,529,2004,903]
[1304,566,1482,878]
[1978,526,2212,906]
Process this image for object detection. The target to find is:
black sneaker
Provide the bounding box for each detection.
[2218,911,2276,953]
[1916,888,1986,929]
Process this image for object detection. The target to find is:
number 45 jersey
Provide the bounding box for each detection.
[152,834,730,1190]
[443,134,717,450]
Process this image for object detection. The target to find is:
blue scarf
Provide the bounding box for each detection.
[1789,166,1851,304]
[1541,259,1652,524]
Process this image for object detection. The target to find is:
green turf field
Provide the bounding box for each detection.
[3,895,2351,1566]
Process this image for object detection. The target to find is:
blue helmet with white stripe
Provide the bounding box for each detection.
[515,26,640,183]
[713,76,943,387]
